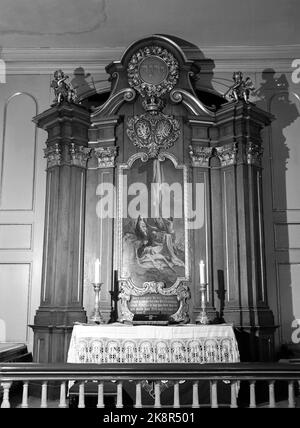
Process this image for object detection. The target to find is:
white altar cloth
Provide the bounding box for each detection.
[67,323,240,364]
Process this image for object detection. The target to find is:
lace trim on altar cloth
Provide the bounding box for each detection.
[72,337,240,364]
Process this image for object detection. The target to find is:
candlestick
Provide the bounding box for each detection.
[195,282,209,325]
[90,282,104,324]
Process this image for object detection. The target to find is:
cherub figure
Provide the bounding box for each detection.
[51,69,77,106]
[224,71,255,104]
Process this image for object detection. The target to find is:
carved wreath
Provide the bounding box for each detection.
[127,45,179,99]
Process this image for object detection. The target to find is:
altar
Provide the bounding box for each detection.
[67,323,239,406]
[67,323,239,364]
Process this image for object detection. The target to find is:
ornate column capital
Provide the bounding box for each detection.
[44,143,92,169]
[215,143,238,167]
[246,141,264,167]
[44,143,62,168]
[94,146,119,168]
[189,145,212,167]
[189,142,238,168]
[69,143,91,168]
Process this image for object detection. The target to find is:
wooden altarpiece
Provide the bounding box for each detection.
[32,35,276,363]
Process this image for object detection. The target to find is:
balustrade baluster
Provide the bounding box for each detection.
[249,381,256,408]
[173,382,180,408]
[269,381,275,408]
[1,382,11,408]
[59,382,67,408]
[40,382,48,408]
[97,382,104,408]
[116,381,123,408]
[135,382,142,408]
[78,382,85,408]
[192,381,199,408]
[230,381,238,408]
[21,382,29,408]
[154,382,161,408]
[288,381,295,408]
[211,380,218,408]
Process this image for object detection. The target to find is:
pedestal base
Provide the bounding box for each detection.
[31,308,87,363]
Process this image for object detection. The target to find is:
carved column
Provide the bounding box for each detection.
[31,102,91,363]
[216,101,276,361]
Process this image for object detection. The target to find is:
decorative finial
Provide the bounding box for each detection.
[224,71,255,104]
[50,69,78,106]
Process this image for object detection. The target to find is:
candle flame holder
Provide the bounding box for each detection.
[195,283,210,325]
[90,283,104,324]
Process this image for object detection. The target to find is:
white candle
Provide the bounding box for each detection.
[95,258,100,284]
[199,260,206,284]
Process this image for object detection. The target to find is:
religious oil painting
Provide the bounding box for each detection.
[119,154,188,287]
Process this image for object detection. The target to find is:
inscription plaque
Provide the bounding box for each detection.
[139,56,168,85]
[118,280,190,323]
[128,294,179,316]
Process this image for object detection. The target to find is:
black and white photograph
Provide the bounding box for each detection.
[0,0,299,415]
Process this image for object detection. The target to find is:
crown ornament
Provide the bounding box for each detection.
[142,96,165,114]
